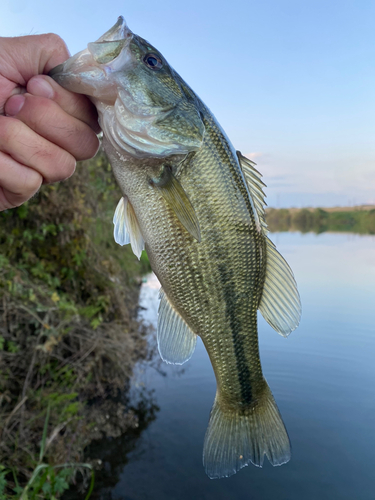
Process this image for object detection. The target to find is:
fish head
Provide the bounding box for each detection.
[50,17,205,158]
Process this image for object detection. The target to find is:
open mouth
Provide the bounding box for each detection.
[49,17,132,80]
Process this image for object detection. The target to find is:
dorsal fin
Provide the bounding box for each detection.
[236,151,268,236]
[237,151,301,336]
[158,288,197,364]
[113,196,145,259]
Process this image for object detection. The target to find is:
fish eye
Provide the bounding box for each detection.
[143,53,163,70]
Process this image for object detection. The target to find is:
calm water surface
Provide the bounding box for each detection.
[89,232,375,500]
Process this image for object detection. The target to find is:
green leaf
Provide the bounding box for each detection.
[0,255,9,268]
[13,485,23,495]
[7,341,19,353]
[54,472,70,494]
[17,203,29,219]
[42,481,51,494]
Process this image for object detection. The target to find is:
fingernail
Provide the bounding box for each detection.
[27,76,54,99]
[5,95,25,116]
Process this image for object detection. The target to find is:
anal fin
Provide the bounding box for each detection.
[157,288,197,365]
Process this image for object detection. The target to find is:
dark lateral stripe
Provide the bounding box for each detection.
[218,264,253,405]
[202,113,263,405]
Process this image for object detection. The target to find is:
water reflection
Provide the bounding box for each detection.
[63,388,159,500]
[85,389,159,500]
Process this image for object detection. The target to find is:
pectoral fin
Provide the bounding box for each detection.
[158,288,197,364]
[150,166,201,242]
[113,196,145,259]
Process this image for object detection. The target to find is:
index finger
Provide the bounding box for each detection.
[27,75,101,133]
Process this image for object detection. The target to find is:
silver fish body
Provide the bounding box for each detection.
[51,17,301,479]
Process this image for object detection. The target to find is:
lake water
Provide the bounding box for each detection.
[84,232,375,500]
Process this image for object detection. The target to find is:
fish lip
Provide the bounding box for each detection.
[48,63,64,78]
[48,48,100,81]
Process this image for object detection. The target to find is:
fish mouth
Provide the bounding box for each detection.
[48,15,129,80]
[48,16,132,98]
[48,63,65,78]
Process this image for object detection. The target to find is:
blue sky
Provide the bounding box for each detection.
[2,0,374,207]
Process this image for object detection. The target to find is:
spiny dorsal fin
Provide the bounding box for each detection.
[150,165,201,242]
[237,151,268,235]
[237,151,301,335]
[158,288,197,365]
[113,196,145,259]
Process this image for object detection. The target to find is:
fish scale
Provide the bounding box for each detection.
[50,16,301,478]
[182,112,265,403]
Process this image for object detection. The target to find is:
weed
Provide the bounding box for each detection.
[0,405,94,499]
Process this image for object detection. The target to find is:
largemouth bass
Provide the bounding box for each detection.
[50,17,301,479]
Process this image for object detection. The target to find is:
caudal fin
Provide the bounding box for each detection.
[203,382,290,479]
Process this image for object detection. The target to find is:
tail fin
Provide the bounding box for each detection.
[203,382,291,479]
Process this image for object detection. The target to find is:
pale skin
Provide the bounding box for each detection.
[0,34,101,211]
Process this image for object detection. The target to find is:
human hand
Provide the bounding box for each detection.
[0,34,101,211]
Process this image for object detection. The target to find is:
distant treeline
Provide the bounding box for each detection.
[266,207,375,234]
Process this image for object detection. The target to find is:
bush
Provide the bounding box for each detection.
[0,152,150,496]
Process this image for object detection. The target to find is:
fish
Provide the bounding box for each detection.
[50,17,301,479]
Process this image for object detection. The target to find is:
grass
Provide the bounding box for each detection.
[0,404,94,499]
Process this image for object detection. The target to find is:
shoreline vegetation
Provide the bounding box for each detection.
[0,153,151,498]
[266,206,375,234]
